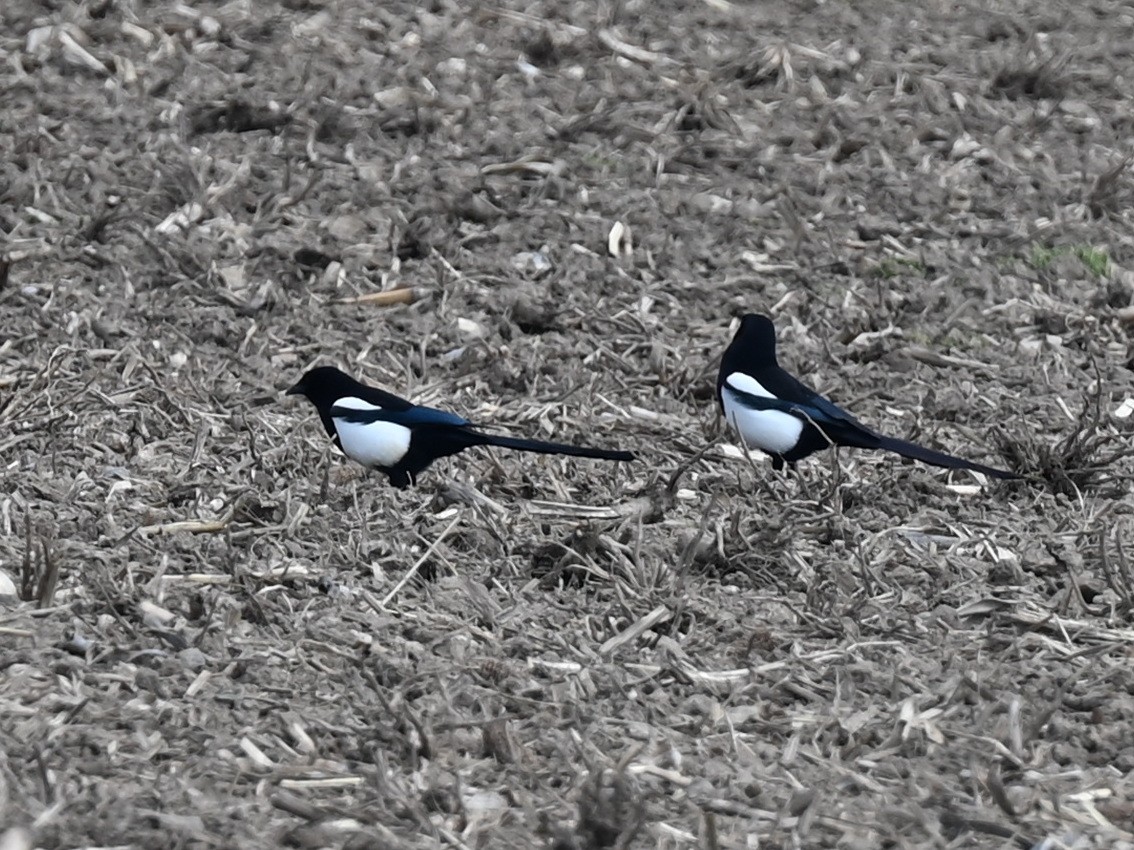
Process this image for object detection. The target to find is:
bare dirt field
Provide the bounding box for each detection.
[3,1,1134,848]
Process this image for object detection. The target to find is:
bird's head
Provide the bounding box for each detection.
[729,313,778,367]
[737,313,774,339]
[286,366,359,411]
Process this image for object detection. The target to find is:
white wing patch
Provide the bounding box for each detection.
[331,396,411,468]
[724,371,773,399]
[721,373,803,455]
[332,396,382,411]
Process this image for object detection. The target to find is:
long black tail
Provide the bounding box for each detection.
[876,435,1019,480]
[469,430,635,463]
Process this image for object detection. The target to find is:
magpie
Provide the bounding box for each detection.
[287,366,635,488]
[717,314,1020,479]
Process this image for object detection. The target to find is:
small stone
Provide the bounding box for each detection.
[179,647,208,670]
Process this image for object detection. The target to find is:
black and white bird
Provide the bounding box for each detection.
[717,314,1020,479]
[287,366,635,488]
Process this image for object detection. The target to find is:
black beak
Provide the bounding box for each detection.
[286,382,304,396]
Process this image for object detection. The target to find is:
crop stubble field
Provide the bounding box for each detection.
[2,1,1134,848]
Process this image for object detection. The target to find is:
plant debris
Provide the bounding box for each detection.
[2,2,1133,848]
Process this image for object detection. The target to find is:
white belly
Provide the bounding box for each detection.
[333,417,412,468]
[329,396,411,469]
[722,387,803,454]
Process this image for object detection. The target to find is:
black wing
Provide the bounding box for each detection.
[754,367,878,434]
[353,383,416,412]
